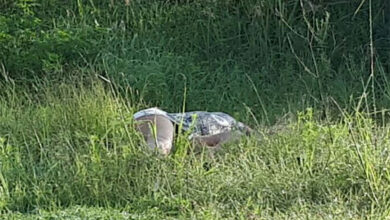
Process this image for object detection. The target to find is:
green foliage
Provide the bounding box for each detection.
[0,0,389,121]
[0,82,389,218]
[1,0,390,218]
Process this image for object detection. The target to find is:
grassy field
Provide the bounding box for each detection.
[1,0,390,219]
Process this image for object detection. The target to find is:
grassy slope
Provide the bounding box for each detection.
[1,0,390,219]
[1,82,390,219]
[1,0,389,122]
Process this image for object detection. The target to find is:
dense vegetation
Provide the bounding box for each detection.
[1,0,390,218]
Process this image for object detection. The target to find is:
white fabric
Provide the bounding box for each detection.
[133,107,168,119]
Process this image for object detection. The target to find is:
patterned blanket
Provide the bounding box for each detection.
[134,108,248,138]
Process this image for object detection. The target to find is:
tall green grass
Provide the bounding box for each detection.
[1,0,389,122]
[0,80,390,218]
[1,0,390,218]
